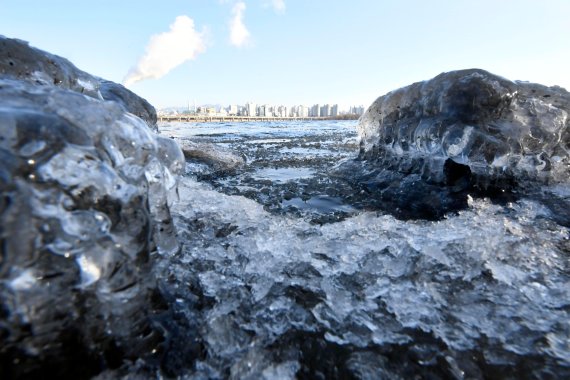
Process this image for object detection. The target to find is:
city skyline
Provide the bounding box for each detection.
[159,101,366,118]
[2,1,569,109]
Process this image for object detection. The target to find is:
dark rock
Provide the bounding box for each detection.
[0,36,157,128]
[0,41,184,377]
[99,80,157,130]
[177,139,245,173]
[357,69,570,189]
[340,69,570,219]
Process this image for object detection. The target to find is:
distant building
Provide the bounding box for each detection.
[278,105,288,117]
[289,106,297,117]
[350,105,365,115]
[331,104,339,117]
[311,104,320,117]
[246,102,256,116]
[321,104,331,117]
[298,105,309,118]
[262,104,272,117]
[228,104,238,115]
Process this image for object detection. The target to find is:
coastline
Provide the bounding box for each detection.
[158,114,361,123]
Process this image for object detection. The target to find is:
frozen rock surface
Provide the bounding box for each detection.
[342,69,570,219]
[357,69,569,187]
[150,176,570,379]
[177,138,245,173]
[0,37,157,128]
[0,38,184,378]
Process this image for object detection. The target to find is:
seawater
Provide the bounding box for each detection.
[159,119,357,140]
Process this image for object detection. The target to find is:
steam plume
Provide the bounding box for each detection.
[123,16,206,87]
[229,2,251,48]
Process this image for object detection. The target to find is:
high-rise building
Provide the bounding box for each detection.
[246,102,256,116]
[278,105,288,118]
[228,104,238,115]
[331,104,339,117]
[321,104,331,117]
[298,105,308,117]
[350,105,365,115]
[290,106,297,117]
[311,104,320,117]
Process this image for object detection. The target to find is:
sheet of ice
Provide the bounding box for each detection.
[282,196,357,214]
[159,120,357,141]
[157,176,570,378]
[253,167,315,182]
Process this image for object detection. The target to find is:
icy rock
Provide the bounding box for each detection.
[99,80,158,130]
[0,36,157,128]
[357,69,570,189]
[0,65,183,376]
[150,177,570,378]
[177,139,245,173]
[339,69,570,219]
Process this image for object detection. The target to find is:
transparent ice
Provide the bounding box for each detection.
[0,76,184,370]
[153,172,570,378]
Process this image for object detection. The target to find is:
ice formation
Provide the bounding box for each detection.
[177,139,246,173]
[148,177,570,379]
[0,38,184,378]
[356,69,570,189]
[0,37,158,127]
[1,38,569,379]
[334,69,570,220]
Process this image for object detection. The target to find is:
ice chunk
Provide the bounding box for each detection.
[152,176,570,377]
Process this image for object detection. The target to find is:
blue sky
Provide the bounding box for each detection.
[2,1,569,109]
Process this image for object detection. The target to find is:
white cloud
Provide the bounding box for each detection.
[266,0,286,13]
[123,15,207,87]
[229,2,251,48]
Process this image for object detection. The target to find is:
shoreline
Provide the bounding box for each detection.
[158,114,361,123]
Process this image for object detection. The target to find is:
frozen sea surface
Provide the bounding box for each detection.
[159,177,569,379]
[151,121,570,379]
[160,120,360,223]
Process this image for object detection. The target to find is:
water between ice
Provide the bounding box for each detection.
[253,167,315,183]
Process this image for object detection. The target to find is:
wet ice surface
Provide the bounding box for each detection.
[282,196,356,214]
[160,120,360,223]
[155,121,570,379]
[159,177,570,379]
[0,76,183,378]
[254,167,315,183]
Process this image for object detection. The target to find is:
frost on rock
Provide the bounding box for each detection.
[342,69,570,219]
[177,138,245,174]
[0,76,184,377]
[0,36,158,128]
[150,176,570,379]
